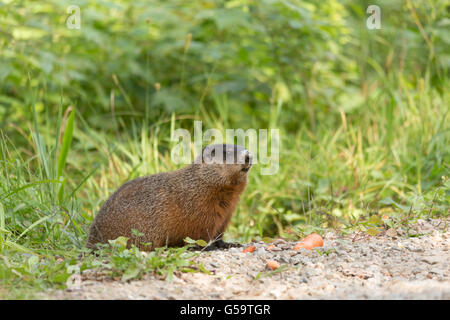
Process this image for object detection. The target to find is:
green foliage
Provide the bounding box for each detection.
[0,240,201,298]
[0,0,448,297]
[90,238,199,283]
[2,0,446,128]
[184,237,210,247]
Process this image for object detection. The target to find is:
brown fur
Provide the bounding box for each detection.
[86,144,251,250]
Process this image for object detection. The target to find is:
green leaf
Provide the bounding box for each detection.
[366,228,380,236]
[53,271,71,283]
[368,215,383,225]
[197,262,212,275]
[165,265,175,282]
[196,239,208,247]
[57,177,66,204]
[12,27,47,40]
[109,236,129,249]
[57,108,75,179]
[27,255,39,269]
[17,215,52,240]
[183,237,196,244]
[122,267,140,282]
[132,229,145,237]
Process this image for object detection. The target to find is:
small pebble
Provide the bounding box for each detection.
[269,247,282,252]
[272,239,287,245]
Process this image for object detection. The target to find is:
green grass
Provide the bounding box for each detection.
[0,0,448,299]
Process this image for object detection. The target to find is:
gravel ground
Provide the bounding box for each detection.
[52,218,449,300]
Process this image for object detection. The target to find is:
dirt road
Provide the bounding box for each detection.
[52,218,449,300]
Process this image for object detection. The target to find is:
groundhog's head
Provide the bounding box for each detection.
[194,144,253,186]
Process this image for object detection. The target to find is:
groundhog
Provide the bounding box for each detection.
[86,144,252,251]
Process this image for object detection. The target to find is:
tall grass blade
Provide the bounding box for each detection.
[57,108,75,179]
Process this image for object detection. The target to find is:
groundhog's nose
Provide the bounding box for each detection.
[243,150,253,165]
[239,150,252,173]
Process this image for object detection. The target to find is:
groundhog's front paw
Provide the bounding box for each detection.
[210,239,242,250]
[188,239,242,251]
